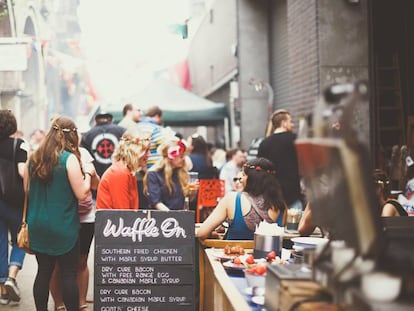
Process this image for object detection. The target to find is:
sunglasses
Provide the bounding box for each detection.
[233,177,242,182]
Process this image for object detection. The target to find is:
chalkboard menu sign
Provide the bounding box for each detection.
[94,210,195,311]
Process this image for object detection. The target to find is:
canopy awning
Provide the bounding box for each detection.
[105,79,228,126]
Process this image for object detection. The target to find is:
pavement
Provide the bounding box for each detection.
[3,240,95,311]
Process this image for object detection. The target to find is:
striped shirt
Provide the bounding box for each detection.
[136,118,168,168]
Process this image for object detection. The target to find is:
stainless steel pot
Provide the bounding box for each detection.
[253,233,282,258]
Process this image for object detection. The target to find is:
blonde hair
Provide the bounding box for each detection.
[143,138,189,196]
[112,129,150,173]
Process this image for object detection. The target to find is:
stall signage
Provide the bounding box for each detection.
[94,210,195,311]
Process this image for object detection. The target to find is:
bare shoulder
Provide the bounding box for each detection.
[381,202,397,217]
[220,191,238,205]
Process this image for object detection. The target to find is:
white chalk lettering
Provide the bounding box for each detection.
[140,256,158,262]
[102,217,159,242]
[108,278,135,284]
[133,248,149,254]
[118,256,137,262]
[101,266,113,272]
[161,218,187,238]
[153,248,178,255]
[138,278,157,284]
[100,296,114,303]
[101,272,116,278]
[136,272,154,278]
[127,307,149,311]
[157,272,169,278]
[101,248,130,254]
[131,289,151,295]
[161,278,180,284]
[117,267,131,272]
[160,255,183,262]
[135,266,154,273]
[100,256,116,262]
[118,296,145,303]
[169,296,186,302]
[148,296,166,303]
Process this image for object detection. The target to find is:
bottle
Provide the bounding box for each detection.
[183,197,190,211]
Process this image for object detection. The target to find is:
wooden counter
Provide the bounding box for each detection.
[199,240,254,311]
[197,232,323,311]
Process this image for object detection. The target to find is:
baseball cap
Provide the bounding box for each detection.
[95,110,113,120]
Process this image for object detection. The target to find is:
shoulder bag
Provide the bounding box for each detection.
[17,171,33,254]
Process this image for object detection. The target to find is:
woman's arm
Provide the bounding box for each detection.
[155,202,170,211]
[298,203,316,236]
[146,171,167,210]
[18,162,25,179]
[16,139,28,178]
[281,206,288,227]
[89,166,100,190]
[80,147,100,190]
[67,154,91,201]
[196,193,233,239]
[23,162,29,192]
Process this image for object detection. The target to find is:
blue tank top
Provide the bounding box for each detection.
[226,192,284,240]
[226,193,254,240]
[275,207,284,226]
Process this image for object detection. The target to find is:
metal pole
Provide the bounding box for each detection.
[263,82,274,114]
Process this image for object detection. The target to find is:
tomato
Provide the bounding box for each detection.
[246,267,255,274]
[266,251,276,260]
[255,264,267,275]
[233,257,242,265]
[245,255,255,265]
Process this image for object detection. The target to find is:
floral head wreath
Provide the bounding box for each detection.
[121,135,150,146]
[53,124,77,133]
[167,140,186,159]
[243,163,276,175]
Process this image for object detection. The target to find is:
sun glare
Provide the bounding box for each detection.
[77,0,190,101]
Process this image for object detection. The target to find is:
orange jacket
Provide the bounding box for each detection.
[96,161,138,210]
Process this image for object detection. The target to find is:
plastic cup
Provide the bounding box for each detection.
[188,172,199,191]
[285,208,302,233]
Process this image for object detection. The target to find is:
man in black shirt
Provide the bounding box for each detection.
[81,111,126,179]
[257,109,303,210]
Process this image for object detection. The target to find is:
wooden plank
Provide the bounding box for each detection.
[200,239,254,249]
[202,248,251,311]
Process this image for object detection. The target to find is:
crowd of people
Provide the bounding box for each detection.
[1,103,412,310]
[0,105,246,310]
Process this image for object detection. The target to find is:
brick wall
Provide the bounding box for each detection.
[286,0,320,121]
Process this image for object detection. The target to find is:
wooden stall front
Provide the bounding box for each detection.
[198,239,253,311]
